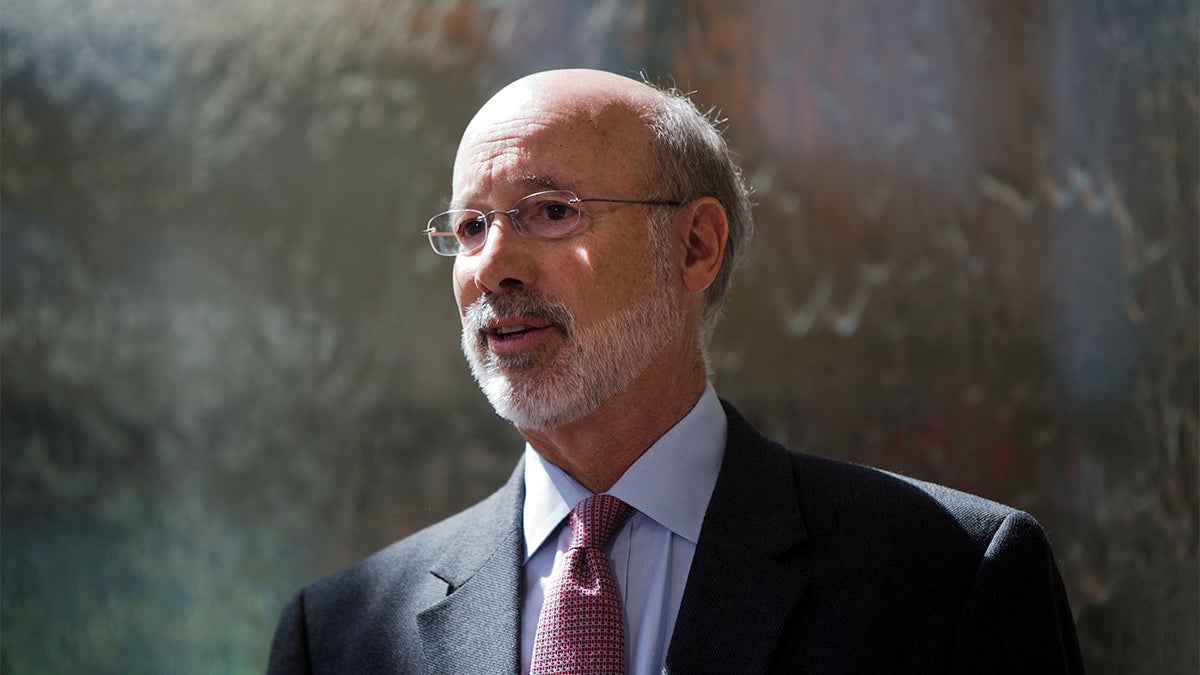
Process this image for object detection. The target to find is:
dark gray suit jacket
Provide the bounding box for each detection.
[268,402,1084,674]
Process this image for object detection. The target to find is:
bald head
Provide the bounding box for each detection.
[453,70,665,199]
[470,69,662,122]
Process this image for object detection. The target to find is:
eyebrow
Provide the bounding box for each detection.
[451,174,570,210]
[518,173,564,191]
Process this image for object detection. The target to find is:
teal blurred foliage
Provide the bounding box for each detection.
[2,0,1196,673]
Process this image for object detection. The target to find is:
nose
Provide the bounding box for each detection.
[465,212,537,294]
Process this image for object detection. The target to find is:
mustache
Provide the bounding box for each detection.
[463,288,575,338]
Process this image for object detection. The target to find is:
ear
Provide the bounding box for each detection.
[678,197,729,293]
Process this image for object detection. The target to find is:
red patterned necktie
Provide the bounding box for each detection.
[530,494,634,675]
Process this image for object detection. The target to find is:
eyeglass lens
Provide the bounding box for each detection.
[428,191,584,255]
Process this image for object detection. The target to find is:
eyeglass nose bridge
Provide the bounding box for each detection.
[472,207,524,250]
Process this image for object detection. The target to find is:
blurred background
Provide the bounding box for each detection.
[2,0,1196,672]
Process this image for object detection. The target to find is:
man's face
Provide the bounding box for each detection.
[450,88,686,431]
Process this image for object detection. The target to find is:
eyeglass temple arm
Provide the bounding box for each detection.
[574,197,686,207]
[578,195,691,206]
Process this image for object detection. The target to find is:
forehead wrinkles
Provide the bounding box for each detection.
[451,114,571,203]
[452,103,653,203]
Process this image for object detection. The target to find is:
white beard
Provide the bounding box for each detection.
[461,269,683,431]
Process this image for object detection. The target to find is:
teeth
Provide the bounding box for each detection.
[495,324,529,336]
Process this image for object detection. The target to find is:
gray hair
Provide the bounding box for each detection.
[642,86,754,344]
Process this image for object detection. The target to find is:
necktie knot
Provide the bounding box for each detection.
[569,494,633,550]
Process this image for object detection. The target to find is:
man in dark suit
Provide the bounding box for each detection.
[268,69,1083,674]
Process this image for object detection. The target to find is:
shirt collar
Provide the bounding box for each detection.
[522,383,727,561]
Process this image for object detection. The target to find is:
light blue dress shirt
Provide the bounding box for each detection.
[520,384,728,675]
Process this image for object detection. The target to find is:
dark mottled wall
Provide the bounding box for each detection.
[2,1,1195,673]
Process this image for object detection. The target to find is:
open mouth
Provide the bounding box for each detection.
[482,318,558,349]
[491,324,538,340]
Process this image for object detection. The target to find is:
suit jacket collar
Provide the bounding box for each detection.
[412,401,808,675]
[416,457,526,675]
[665,401,810,674]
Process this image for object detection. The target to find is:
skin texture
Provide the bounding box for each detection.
[451,69,729,492]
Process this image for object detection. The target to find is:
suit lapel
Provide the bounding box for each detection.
[665,402,810,675]
[416,459,525,675]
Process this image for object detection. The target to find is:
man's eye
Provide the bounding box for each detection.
[458,217,487,240]
[513,193,582,238]
[527,200,579,225]
[544,202,572,221]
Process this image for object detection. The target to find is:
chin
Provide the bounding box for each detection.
[473,368,599,432]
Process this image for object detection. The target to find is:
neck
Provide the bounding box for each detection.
[518,356,708,493]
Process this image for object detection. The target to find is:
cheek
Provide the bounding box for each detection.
[582,244,656,303]
[452,263,476,316]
